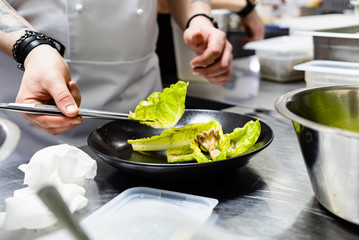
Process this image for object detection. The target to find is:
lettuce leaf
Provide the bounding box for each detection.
[128,117,261,163]
[167,145,195,163]
[128,120,220,151]
[225,120,261,158]
[129,81,188,129]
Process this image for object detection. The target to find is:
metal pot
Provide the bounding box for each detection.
[275,84,359,225]
[0,117,20,163]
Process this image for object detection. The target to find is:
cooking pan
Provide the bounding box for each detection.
[87,109,274,179]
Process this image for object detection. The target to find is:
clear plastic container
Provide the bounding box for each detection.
[37,187,237,240]
[294,60,359,87]
[244,35,313,82]
[256,51,312,82]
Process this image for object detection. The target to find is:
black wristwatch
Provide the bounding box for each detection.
[238,0,257,18]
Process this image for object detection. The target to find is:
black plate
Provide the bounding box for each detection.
[88,109,274,179]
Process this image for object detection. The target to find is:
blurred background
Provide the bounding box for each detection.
[156,0,357,86]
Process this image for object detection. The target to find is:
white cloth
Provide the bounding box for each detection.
[0,0,162,162]
[0,144,97,230]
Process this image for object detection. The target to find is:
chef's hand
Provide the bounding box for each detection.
[240,10,265,44]
[15,45,82,135]
[184,16,233,85]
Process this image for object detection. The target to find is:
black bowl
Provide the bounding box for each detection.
[88,109,274,179]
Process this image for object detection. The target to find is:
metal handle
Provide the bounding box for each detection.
[78,108,129,120]
[37,186,91,240]
[0,103,157,122]
[0,103,130,120]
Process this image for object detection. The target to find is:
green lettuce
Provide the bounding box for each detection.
[128,120,219,151]
[128,118,261,163]
[225,120,261,158]
[165,120,261,163]
[129,81,188,129]
[167,145,195,163]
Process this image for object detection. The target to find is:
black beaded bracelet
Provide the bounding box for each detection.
[12,30,66,70]
[185,13,218,29]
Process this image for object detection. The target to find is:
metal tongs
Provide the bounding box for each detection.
[0,103,150,121]
[38,186,91,240]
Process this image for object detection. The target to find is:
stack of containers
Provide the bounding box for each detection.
[294,60,359,87]
[243,35,313,82]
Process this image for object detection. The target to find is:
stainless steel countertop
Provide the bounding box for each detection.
[1,56,359,239]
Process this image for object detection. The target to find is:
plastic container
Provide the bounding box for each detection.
[294,60,359,87]
[351,0,359,16]
[244,35,313,82]
[37,187,237,240]
[275,14,359,34]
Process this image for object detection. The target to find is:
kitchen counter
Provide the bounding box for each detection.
[1,56,359,239]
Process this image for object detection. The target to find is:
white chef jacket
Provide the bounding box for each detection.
[0,0,163,162]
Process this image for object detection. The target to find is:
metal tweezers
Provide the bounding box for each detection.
[0,103,138,121]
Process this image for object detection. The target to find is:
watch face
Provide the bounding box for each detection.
[248,0,257,5]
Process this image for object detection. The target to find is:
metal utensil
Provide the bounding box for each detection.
[0,117,21,163]
[0,103,150,121]
[37,186,91,240]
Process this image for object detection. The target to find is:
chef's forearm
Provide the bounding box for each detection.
[0,0,34,56]
[165,0,212,30]
[211,0,247,12]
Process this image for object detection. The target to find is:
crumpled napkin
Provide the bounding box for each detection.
[0,144,97,230]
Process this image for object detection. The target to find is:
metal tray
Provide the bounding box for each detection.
[301,25,359,62]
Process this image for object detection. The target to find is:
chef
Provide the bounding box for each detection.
[0,0,232,162]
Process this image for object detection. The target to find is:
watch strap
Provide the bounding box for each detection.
[238,0,257,18]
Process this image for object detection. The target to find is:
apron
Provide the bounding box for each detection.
[0,0,162,162]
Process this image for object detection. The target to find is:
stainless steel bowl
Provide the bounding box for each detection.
[0,117,20,163]
[275,84,359,225]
